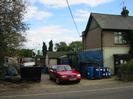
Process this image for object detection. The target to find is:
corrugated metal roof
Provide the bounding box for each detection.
[92,13,133,30]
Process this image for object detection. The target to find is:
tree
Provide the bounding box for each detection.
[0,0,27,49]
[68,41,83,52]
[42,42,47,66]
[42,42,47,56]
[123,30,133,57]
[55,42,68,52]
[48,40,53,51]
[54,41,83,52]
[5,48,18,57]
[18,49,34,57]
[0,0,28,77]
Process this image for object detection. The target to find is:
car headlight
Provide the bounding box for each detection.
[77,74,81,77]
[61,75,67,78]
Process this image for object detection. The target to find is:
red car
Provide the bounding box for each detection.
[48,65,81,84]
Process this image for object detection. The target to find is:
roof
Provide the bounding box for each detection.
[84,13,133,36]
[47,52,69,59]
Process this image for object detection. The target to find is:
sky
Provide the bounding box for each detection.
[23,0,133,51]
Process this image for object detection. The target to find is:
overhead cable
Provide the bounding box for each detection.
[65,0,80,37]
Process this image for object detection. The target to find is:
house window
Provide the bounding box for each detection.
[114,32,127,44]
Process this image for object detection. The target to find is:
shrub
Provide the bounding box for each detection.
[118,59,133,81]
[0,65,6,80]
[121,59,133,74]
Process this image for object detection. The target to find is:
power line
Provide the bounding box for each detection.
[65,0,80,37]
[122,0,125,7]
[120,0,125,8]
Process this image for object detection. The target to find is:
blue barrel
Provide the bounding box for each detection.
[105,67,111,77]
[94,67,101,79]
[101,67,106,78]
[101,67,111,78]
[99,67,103,77]
[87,67,95,79]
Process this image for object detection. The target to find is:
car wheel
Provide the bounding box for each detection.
[56,78,61,84]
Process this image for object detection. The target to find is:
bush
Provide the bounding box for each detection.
[121,59,133,74]
[0,65,6,80]
[118,59,133,81]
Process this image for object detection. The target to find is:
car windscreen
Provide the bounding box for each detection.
[51,65,57,70]
[57,65,72,71]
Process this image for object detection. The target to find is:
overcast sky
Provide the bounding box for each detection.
[23,0,133,50]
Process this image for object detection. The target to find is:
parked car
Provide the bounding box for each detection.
[48,65,81,84]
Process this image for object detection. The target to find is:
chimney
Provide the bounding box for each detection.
[121,7,129,17]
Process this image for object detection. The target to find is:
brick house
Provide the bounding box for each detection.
[82,7,133,74]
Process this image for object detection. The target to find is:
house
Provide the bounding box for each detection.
[82,7,133,74]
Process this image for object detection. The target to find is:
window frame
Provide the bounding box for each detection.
[114,32,127,45]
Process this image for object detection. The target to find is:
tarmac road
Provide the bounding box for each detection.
[0,78,133,99]
[0,85,133,99]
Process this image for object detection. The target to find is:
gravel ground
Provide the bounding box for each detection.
[0,74,123,91]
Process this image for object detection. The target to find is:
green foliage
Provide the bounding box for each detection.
[55,42,68,52]
[5,48,18,57]
[0,0,27,49]
[120,59,133,74]
[18,49,34,57]
[48,40,53,51]
[68,41,82,52]
[0,0,28,77]
[0,65,6,79]
[55,41,83,52]
[118,59,133,81]
[42,42,47,66]
[42,42,47,56]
